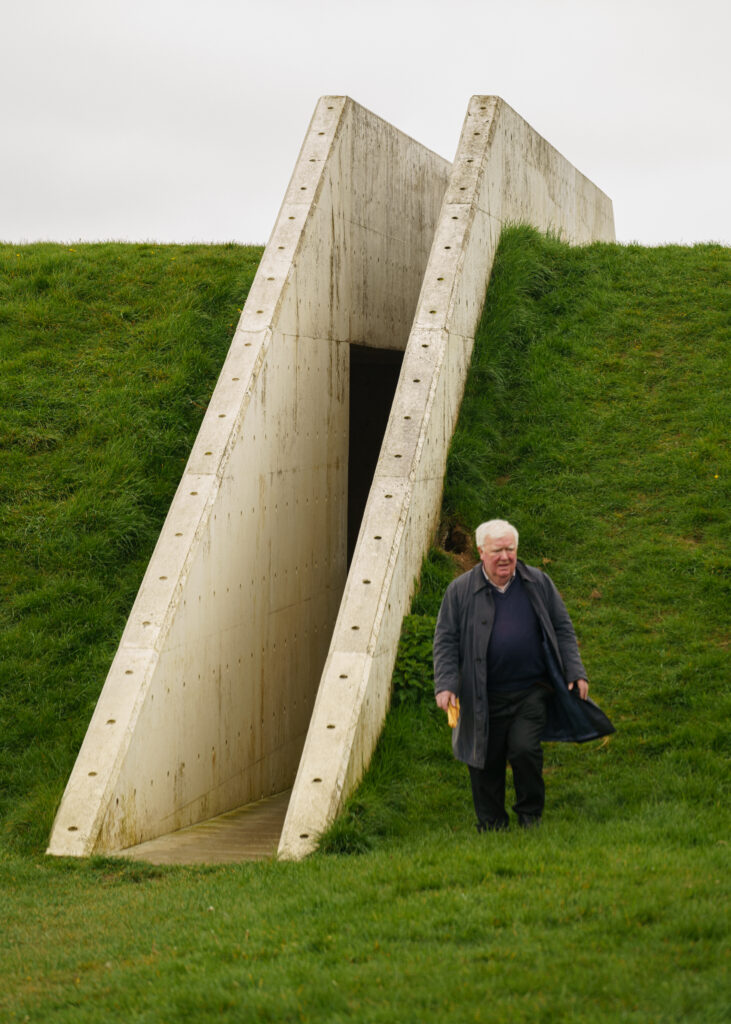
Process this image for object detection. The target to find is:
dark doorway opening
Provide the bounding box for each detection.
[348,345,404,565]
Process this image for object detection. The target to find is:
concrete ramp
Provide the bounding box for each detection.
[48,95,613,863]
[47,96,451,858]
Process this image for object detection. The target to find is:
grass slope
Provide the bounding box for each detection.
[0,242,263,850]
[1,230,729,1023]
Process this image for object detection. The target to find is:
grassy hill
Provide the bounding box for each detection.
[0,242,263,849]
[1,230,728,1022]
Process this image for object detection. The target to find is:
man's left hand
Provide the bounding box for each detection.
[568,678,589,700]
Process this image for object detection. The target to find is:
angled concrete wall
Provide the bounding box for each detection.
[278,96,614,859]
[48,97,451,857]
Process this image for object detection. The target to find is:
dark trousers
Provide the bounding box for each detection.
[468,686,549,826]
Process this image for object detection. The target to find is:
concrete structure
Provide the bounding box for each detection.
[48,95,613,862]
[47,97,451,857]
[278,96,614,858]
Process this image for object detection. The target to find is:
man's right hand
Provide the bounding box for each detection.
[435,690,457,711]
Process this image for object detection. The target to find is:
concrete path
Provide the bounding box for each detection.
[114,790,291,865]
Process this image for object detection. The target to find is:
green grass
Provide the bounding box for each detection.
[0,242,263,852]
[1,230,729,1022]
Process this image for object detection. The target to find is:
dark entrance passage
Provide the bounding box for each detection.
[348,345,404,564]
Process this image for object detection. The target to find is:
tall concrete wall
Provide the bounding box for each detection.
[278,96,614,859]
[47,97,451,857]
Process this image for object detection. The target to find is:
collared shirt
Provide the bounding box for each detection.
[481,564,516,594]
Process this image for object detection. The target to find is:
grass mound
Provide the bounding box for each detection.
[1,229,729,1022]
[0,242,262,852]
[326,226,730,856]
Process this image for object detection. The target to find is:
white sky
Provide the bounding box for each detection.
[2,0,729,246]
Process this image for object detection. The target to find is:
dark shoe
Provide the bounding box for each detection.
[517,813,541,829]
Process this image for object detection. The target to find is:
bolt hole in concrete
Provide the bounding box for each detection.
[327,724,335,729]
[88,771,97,776]
[106,719,116,725]
[68,826,78,832]
[313,778,322,783]
[339,674,348,679]
[348,345,403,562]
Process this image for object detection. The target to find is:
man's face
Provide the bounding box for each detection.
[479,532,517,586]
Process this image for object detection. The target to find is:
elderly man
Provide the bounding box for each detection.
[434,519,602,832]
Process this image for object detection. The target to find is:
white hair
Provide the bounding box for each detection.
[475,519,519,550]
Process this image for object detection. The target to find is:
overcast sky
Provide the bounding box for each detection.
[2,0,729,247]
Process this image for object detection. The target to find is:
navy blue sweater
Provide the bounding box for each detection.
[486,572,547,691]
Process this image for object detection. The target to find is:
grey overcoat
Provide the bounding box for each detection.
[433,560,612,768]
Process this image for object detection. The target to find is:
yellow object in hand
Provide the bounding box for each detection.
[447,698,460,729]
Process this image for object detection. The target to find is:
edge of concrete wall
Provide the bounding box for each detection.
[47,97,451,858]
[278,95,615,859]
